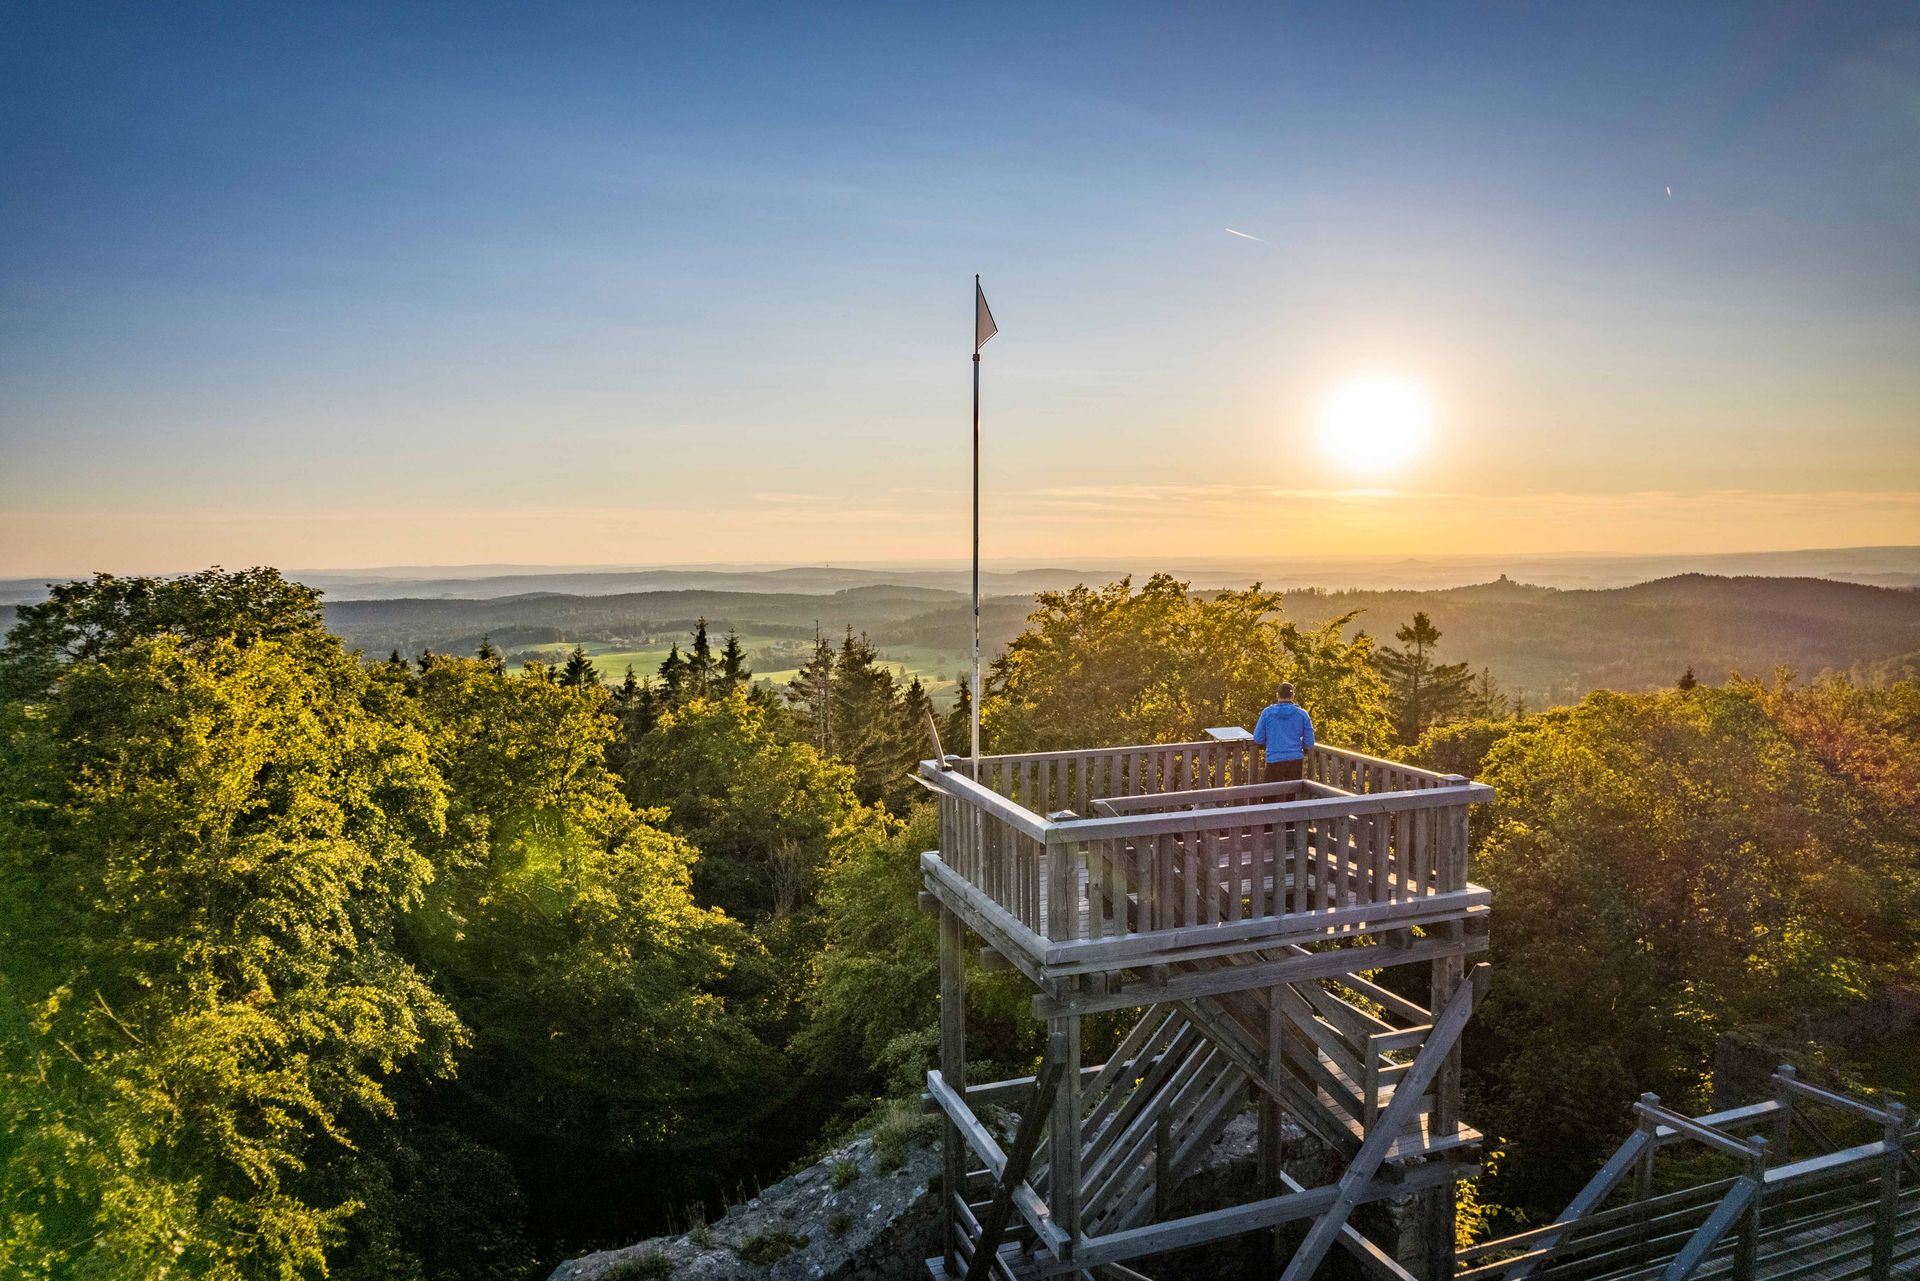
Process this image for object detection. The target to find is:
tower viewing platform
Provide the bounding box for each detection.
[917,736,1496,1281]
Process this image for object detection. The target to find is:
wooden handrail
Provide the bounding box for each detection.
[1051,784,1490,843]
[917,759,1052,841]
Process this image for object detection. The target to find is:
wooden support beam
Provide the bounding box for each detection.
[1873,1102,1907,1281]
[940,907,968,1277]
[1278,964,1486,1281]
[1062,1153,1468,1272]
[922,854,1053,991]
[1038,887,1491,972]
[926,1070,1064,1253]
[1659,1179,1756,1281]
[1051,1018,1083,1250]
[967,1048,1067,1281]
[1270,1165,1420,1281]
[1425,947,1467,1280]
[1034,929,1486,1019]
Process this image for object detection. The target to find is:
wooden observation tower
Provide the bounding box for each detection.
[920,736,1494,1281]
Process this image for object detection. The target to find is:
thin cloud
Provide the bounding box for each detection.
[1224,227,1264,242]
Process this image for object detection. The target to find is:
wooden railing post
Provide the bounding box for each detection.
[1632,1094,1659,1259]
[939,906,968,1277]
[1154,1109,1173,1220]
[1771,1064,1796,1160]
[1873,1101,1907,1281]
[1733,1135,1767,1281]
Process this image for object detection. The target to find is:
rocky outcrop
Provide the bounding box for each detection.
[547,1132,941,1281]
[549,1106,1429,1281]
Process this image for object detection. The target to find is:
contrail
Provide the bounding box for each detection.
[1224,227,1264,242]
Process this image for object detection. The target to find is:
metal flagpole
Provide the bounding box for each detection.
[971,275,982,781]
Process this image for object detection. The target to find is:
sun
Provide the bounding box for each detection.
[1316,374,1434,471]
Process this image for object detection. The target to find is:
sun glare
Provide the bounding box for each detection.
[1316,374,1434,472]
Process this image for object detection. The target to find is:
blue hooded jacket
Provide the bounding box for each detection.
[1252,701,1315,763]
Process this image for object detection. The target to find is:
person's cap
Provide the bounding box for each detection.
[1277,681,1295,700]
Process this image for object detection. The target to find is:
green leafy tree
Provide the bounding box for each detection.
[1377,611,1474,744]
[1467,680,1920,1210]
[984,575,1390,753]
[799,807,1035,1088]
[406,656,783,1244]
[0,570,461,1281]
[625,687,883,921]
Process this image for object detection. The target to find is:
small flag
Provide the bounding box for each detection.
[975,277,997,352]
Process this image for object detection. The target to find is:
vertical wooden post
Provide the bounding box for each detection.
[1264,983,1288,1274]
[1154,1109,1173,1220]
[939,906,968,1278]
[1424,946,1466,1280]
[1770,1064,1795,1162]
[1873,1101,1907,1281]
[1733,1135,1767,1281]
[1050,1016,1082,1254]
[1632,1094,1659,1262]
[1046,830,1073,944]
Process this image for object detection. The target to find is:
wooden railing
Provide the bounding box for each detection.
[964,740,1465,816]
[922,740,1491,968]
[1457,1068,1920,1281]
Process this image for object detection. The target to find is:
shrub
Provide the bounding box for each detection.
[602,1252,675,1280]
[829,1158,860,1190]
[870,1097,940,1171]
[735,1230,809,1265]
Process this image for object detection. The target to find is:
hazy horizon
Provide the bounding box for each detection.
[5,3,1918,573]
[7,543,1919,606]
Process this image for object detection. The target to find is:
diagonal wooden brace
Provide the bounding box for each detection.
[967,1042,1068,1281]
[1278,962,1488,1281]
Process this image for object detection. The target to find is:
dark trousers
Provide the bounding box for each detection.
[1264,758,1304,784]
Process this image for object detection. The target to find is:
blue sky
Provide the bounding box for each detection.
[2,1,1916,573]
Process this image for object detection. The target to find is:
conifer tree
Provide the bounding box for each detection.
[559,644,600,689]
[719,627,750,687]
[1467,666,1510,719]
[613,664,643,712]
[827,630,913,807]
[1376,611,1474,744]
[901,675,937,752]
[657,643,687,706]
[686,618,716,698]
[945,680,973,760]
[1678,666,1699,690]
[785,633,835,754]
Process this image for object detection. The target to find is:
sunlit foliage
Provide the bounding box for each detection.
[982,574,1390,753]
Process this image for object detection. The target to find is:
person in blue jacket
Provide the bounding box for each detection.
[1252,681,1315,783]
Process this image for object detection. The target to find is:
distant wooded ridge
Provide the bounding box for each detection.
[309,572,1919,711]
[3,544,1917,604]
[5,569,1916,710]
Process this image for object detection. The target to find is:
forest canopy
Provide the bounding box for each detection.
[1,567,1915,1278]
